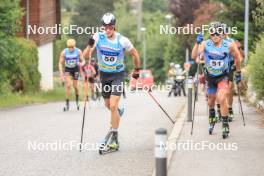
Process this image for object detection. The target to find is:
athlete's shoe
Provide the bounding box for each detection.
[208,116,216,135]
[63,102,69,111]
[216,111,222,122]
[76,101,80,111]
[228,111,234,122]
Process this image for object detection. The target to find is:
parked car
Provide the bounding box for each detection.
[129,70,154,90]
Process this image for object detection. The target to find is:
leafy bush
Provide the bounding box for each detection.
[0,0,23,93]
[249,34,264,100]
[0,37,40,93]
[0,1,40,93]
[14,38,41,93]
[54,36,68,71]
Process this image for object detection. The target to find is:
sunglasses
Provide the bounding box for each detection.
[103,25,114,31]
[68,46,74,49]
[210,32,221,37]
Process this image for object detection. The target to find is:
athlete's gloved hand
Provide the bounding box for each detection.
[231,64,236,72]
[235,71,242,84]
[88,36,95,47]
[196,34,204,44]
[132,69,140,79]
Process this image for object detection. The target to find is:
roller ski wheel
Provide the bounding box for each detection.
[99,141,106,155]
[222,130,229,139]
[222,132,228,139]
[108,142,119,151]
[209,125,214,135]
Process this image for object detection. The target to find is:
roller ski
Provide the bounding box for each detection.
[99,130,119,155]
[222,118,230,139]
[63,100,70,111]
[208,109,216,135]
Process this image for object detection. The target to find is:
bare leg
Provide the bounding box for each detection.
[109,95,121,129]
[73,79,79,96]
[217,89,229,117]
[65,76,72,100]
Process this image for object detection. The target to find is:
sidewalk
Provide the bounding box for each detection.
[168,94,264,176]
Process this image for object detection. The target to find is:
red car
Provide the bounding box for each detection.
[130,70,154,90]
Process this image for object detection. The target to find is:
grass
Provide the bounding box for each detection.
[0,78,86,109]
[0,87,64,109]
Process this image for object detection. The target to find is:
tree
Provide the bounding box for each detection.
[253,0,264,29]
[70,0,114,49]
[143,0,168,13]
[169,0,210,65]
[214,0,264,52]
[61,0,78,12]
[170,0,208,26]
[0,0,23,92]
[193,2,222,26]
[249,34,264,99]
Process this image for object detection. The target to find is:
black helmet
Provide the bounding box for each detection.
[101,13,116,26]
[209,21,223,34]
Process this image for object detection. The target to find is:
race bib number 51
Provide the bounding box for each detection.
[209,60,225,69]
[102,55,117,65]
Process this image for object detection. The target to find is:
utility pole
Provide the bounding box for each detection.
[244,0,249,65]
[137,0,142,42]
[141,27,146,69]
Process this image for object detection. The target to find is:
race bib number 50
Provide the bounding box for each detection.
[102,55,117,65]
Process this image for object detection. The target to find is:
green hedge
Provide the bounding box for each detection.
[0,37,19,93]
[0,0,39,94]
[0,37,40,93]
[15,38,41,92]
[249,34,264,100]
[54,36,68,71]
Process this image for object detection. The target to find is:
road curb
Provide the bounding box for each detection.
[152,102,186,176]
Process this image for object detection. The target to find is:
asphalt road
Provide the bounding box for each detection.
[168,94,264,176]
[0,91,185,176]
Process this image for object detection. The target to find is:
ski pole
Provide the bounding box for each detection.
[79,97,87,152]
[191,55,201,135]
[147,90,175,124]
[237,84,241,115]
[237,85,246,126]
